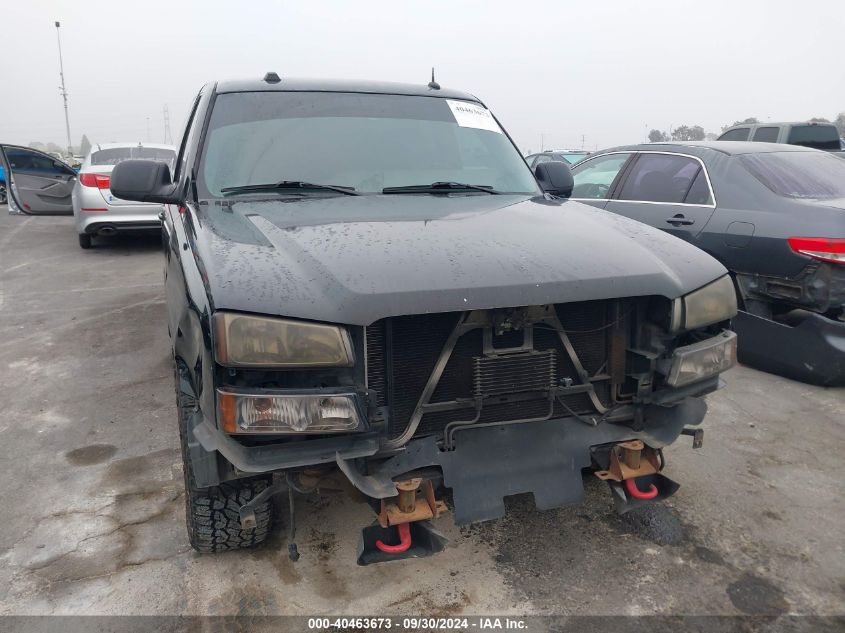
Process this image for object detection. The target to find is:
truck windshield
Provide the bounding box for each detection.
[741,151,845,199]
[198,91,539,197]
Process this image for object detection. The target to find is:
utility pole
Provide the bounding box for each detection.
[55,21,73,157]
[540,133,545,151]
[146,117,151,142]
[163,104,173,144]
[581,134,585,150]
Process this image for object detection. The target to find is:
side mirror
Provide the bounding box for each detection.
[110,159,179,204]
[534,161,574,198]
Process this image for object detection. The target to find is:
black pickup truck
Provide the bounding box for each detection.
[109,75,737,563]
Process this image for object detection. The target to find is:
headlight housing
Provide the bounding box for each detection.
[213,312,354,368]
[666,330,737,387]
[671,275,737,332]
[218,389,363,433]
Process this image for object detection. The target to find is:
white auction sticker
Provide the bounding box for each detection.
[446,100,503,134]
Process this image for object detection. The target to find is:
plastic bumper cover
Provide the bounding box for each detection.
[733,310,845,387]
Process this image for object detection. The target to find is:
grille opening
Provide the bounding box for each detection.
[366,302,617,441]
[491,328,525,350]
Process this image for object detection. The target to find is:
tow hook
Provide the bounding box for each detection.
[375,522,412,553]
[594,440,662,483]
[357,478,449,565]
[594,440,680,513]
[624,477,658,500]
[374,479,426,553]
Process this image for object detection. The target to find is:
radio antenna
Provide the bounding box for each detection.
[428,67,440,90]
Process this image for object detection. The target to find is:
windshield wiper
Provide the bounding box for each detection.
[220,180,359,196]
[382,181,500,195]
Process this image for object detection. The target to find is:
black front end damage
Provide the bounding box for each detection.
[198,299,727,564]
[733,310,845,387]
[344,397,705,564]
[344,399,704,524]
[342,300,727,564]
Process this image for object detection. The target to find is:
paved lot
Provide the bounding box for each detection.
[0,209,843,617]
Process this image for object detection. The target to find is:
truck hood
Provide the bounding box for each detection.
[194,194,727,325]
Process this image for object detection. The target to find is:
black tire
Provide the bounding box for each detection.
[175,367,273,552]
[78,233,92,249]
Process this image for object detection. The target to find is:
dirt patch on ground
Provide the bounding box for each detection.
[65,444,117,466]
[726,573,789,615]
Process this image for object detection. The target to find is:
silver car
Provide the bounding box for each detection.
[73,143,176,248]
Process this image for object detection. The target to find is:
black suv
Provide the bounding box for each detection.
[111,75,737,563]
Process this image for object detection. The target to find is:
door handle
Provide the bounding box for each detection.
[666,214,694,226]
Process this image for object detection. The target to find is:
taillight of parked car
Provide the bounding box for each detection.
[79,173,111,189]
[787,237,845,264]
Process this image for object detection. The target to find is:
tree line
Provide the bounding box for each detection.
[648,112,845,143]
[26,134,91,157]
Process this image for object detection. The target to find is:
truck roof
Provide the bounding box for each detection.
[214,75,482,103]
[723,121,838,128]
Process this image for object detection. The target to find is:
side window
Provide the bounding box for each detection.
[6,148,69,176]
[173,94,202,182]
[534,155,552,164]
[752,127,779,143]
[718,128,750,141]
[571,153,631,199]
[683,169,713,205]
[617,154,702,204]
[524,154,536,167]
[786,124,841,150]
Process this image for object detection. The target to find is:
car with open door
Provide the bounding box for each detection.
[0,144,77,215]
[108,75,737,564]
[570,141,845,386]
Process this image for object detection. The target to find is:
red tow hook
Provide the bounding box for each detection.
[624,477,658,500]
[375,522,412,553]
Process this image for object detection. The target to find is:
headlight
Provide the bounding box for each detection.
[666,330,737,387]
[218,389,363,433]
[671,275,737,332]
[213,312,354,368]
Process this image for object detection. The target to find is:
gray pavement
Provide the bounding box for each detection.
[0,209,843,616]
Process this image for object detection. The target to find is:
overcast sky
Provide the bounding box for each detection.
[3,0,843,153]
